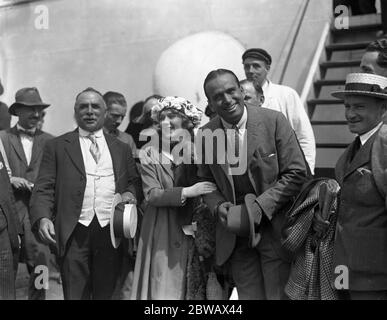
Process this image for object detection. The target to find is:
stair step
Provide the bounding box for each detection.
[315,79,346,86]
[316,143,348,148]
[314,79,346,87]
[331,23,381,35]
[311,121,347,125]
[326,41,370,53]
[320,60,361,70]
[307,99,343,107]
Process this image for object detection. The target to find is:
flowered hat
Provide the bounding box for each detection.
[151,96,203,128]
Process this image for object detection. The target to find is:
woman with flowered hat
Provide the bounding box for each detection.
[131,96,217,300]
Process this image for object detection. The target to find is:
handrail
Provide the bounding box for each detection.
[279,0,311,84]
[0,0,43,9]
[300,22,330,104]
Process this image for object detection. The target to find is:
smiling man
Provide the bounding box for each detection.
[0,87,53,300]
[332,73,387,300]
[198,69,308,299]
[30,87,142,300]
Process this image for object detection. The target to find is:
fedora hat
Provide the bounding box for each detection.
[226,194,262,248]
[110,193,138,249]
[9,87,50,116]
[332,73,387,100]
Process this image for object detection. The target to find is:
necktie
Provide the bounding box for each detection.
[229,124,240,167]
[350,136,361,162]
[18,128,35,137]
[88,134,101,164]
[109,129,119,137]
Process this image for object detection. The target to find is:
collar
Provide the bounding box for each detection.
[79,127,104,138]
[261,79,270,92]
[16,123,36,135]
[103,127,119,137]
[220,106,247,130]
[359,122,382,145]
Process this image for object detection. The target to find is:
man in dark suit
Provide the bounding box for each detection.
[197,69,308,299]
[331,73,387,300]
[0,87,53,300]
[0,146,21,299]
[30,87,142,300]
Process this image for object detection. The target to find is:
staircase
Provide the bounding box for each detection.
[307,14,384,178]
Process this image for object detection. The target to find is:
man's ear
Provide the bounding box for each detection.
[259,94,265,106]
[239,85,245,101]
[266,63,271,72]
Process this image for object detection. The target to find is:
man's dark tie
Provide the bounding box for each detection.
[18,128,35,137]
[232,124,240,158]
[109,129,119,137]
[229,124,240,168]
[350,136,361,162]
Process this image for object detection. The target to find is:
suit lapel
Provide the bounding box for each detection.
[64,130,85,177]
[105,133,122,182]
[207,117,234,189]
[344,133,377,179]
[245,105,262,167]
[9,126,28,166]
[29,130,45,168]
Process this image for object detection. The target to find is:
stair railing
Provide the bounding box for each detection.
[279,0,311,84]
[300,22,330,105]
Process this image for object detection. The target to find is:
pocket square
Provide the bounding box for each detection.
[357,167,371,175]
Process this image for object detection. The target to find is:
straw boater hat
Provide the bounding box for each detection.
[110,193,138,249]
[332,73,387,100]
[8,87,50,116]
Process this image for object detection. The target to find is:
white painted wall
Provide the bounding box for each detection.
[0,0,332,136]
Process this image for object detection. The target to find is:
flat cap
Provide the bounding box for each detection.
[242,48,272,66]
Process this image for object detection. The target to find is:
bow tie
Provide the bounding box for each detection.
[109,129,119,137]
[18,128,35,137]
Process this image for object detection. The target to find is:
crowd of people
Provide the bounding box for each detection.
[1,42,387,300]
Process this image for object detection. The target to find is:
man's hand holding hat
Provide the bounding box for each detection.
[121,191,137,205]
[218,194,263,248]
[217,202,233,227]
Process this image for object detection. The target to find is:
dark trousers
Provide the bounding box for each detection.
[0,228,17,300]
[60,216,121,300]
[227,222,290,300]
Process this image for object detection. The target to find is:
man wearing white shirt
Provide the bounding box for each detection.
[30,88,142,300]
[0,87,53,300]
[331,73,387,300]
[242,48,316,174]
